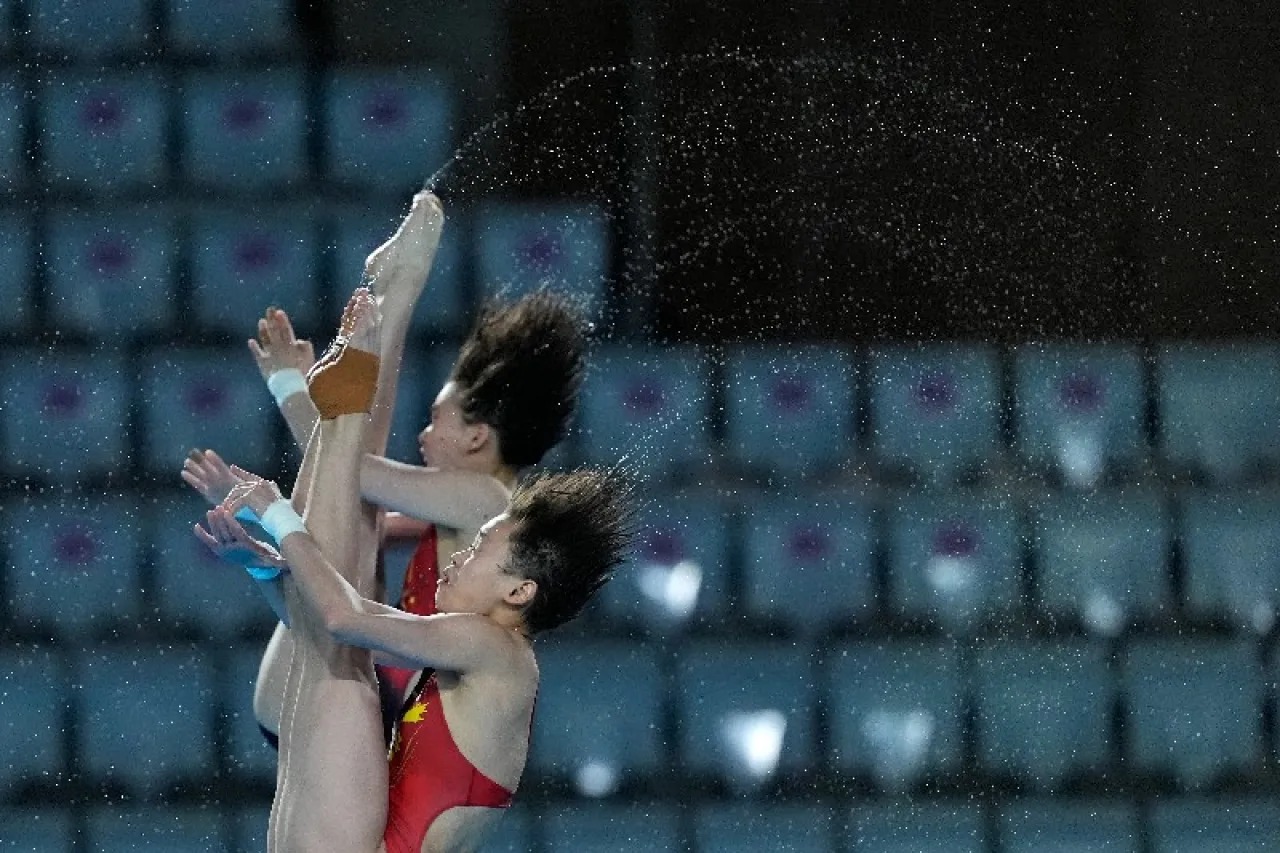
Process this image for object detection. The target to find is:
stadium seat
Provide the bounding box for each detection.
[1032,491,1171,633]
[220,644,277,781]
[85,805,228,853]
[44,207,177,340]
[188,205,321,336]
[0,71,24,186]
[1125,639,1263,788]
[0,807,74,852]
[999,800,1140,853]
[166,0,297,57]
[478,806,534,853]
[28,0,153,59]
[723,345,855,477]
[1182,489,1280,632]
[530,640,664,786]
[694,804,834,853]
[1013,343,1146,487]
[148,492,276,640]
[972,641,1113,787]
[0,646,68,793]
[181,70,308,189]
[0,212,34,333]
[322,69,455,192]
[0,348,130,485]
[543,804,680,853]
[326,205,468,335]
[741,493,875,635]
[475,202,611,321]
[847,800,986,853]
[5,496,142,640]
[577,344,712,476]
[676,640,817,786]
[1158,343,1280,480]
[39,72,167,189]
[868,344,1001,480]
[383,346,459,466]
[76,644,216,798]
[1150,797,1280,853]
[137,345,275,478]
[596,492,732,630]
[826,641,964,789]
[885,490,1020,631]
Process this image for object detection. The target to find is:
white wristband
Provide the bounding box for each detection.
[266,368,308,408]
[259,499,307,545]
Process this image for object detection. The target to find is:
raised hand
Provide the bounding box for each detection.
[249,307,316,382]
[221,465,286,519]
[195,507,287,573]
[181,448,243,507]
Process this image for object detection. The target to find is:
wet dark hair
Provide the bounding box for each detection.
[450,291,587,468]
[503,468,635,634]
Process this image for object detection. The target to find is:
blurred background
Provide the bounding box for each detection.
[3,0,1280,851]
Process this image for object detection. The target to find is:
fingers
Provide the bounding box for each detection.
[193,521,220,551]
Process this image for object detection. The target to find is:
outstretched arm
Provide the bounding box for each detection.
[192,511,292,628]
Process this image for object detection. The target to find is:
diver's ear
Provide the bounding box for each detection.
[505,578,537,608]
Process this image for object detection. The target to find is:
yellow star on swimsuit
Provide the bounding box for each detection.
[402,701,428,723]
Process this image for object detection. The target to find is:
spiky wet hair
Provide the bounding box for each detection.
[503,468,635,634]
[450,291,587,468]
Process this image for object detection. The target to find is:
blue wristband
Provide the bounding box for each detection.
[245,565,283,582]
[235,506,259,524]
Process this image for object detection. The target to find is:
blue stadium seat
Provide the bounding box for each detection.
[578,344,712,476]
[973,641,1114,787]
[189,206,321,335]
[868,344,1001,480]
[475,202,611,322]
[723,345,855,477]
[596,492,732,630]
[45,207,177,340]
[478,806,534,853]
[39,72,167,189]
[0,1,12,55]
[741,494,875,635]
[0,807,74,853]
[1182,489,1280,632]
[0,349,130,485]
[221,645,277,781]
[0,212,34,333]
[1125,639,1262,788]
[1013,344,1146,487]
[531,640,664,786]
[1158,343,1280,480]
[327,205,468,335]
[6,496,142,640]
[76,644,216,797]
[230,805,272,853]
[181,71,307,189]
[383,346,459,466]
[999,800,1140,853]
[137,345,275,478]
[0,72,24,186]
[544,804,680,853]
[1032,492,1171,633]
[85,806,228,853]
[694,805,834,853]
[826,641,964,789]
[0,646,68,793]
[28,0,153,59]
[323,69,455,192]
[166,0,297,57]
[148,492,276,640]
[1150,797,1280,853]
[885,490,1020,632]
[675,640,816,785]
[847,800,986,853]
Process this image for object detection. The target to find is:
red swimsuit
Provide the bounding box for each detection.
[378,525,519,853]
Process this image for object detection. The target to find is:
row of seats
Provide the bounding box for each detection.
[6,341,1280,486]
[7,485,1280,641]
[5,799,1280,853]
[0,202,608,338]
[0,68,458,192]
[3,0,297,60]
[2,637,1277,797]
